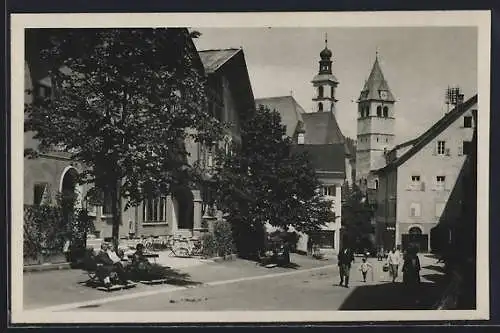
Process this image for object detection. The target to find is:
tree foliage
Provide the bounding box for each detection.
[25,28,224,247]
[212,105,333,258]
[341,184,374,248]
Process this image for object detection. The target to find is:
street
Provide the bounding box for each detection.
[24,253,448,312]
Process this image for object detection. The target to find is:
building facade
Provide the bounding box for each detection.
[374,95,477,252]
[24,30,255,241]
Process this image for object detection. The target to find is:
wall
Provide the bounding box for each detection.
[395,105,476,250]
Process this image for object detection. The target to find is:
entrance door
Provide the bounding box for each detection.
[402,227,428,252]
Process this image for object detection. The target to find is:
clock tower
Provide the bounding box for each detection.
[311,34,339,114]
[356,53,396,189]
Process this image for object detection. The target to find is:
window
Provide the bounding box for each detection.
[376,137,379,142]
[435,202,445,217]
[464,116,473,128]
[331,86,335,98]
[318,102,323,112]
[102,191,113,215]
[435,176,446,190]
[33,183,50,205]
[36,84,52,99]
[383,106,389,118]
[297,133,305,145]
[377,106,382,117]
[385,138,388,143]
[374,179,379,190]
[437,141,446,155]
[143,197,167,223]
[318,86,324,98]
[463,141,472,155]
[410,175,421,191]
[322,185,337,196]
[410,203,421,217]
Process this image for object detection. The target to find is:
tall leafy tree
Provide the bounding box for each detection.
[25,28,224,248]
[341,184,374,250]
[212,105,333,258]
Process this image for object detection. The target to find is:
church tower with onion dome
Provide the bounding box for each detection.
[310,34,339,115]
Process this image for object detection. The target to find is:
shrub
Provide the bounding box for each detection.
[201,219,235,258]
[200,232,217,258]
[23,191,94,264]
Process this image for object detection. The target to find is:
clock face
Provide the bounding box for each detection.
[380,91,388,100]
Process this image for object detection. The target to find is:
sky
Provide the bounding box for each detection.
[192,27,477,143]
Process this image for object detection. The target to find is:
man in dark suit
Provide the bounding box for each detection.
[337,246,355,288]
[96,242,128,285]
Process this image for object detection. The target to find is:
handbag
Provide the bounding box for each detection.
[382,263,389,272]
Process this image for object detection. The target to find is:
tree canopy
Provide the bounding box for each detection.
[25,28,225,246]
[212,105,334,257]
[341,184,374,249]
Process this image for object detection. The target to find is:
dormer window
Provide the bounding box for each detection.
[36,83,52,100]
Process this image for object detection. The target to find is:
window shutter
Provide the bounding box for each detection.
[458,145,463,156]
[432,143,437,156]
[420,181,425,191]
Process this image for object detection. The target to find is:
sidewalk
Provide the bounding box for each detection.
[23,253,334,310]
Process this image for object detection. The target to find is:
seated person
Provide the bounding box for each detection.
[95,242,128,285]
[131,243,151,271]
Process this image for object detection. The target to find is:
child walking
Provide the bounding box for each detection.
[359,258,373,282]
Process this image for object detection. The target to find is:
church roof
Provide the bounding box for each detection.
[301,111,345,145]
[374,94,478,174]
[292,144,345,177]
[255,96,305,137]
[358,56,395,102]
[198,48,241,74]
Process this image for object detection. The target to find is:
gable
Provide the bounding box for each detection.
[375,94,477,174]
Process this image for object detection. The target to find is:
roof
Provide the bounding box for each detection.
[199,48,255,124]
[374,94,478,174]
[292,144,346,177]
[358,56,395,102]
[255,96,305,137]
[198,48,241,74]
[301,111,345,145]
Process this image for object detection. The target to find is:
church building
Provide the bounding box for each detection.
[355,54,396,197]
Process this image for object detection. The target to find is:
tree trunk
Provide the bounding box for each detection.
[111,180,121,251]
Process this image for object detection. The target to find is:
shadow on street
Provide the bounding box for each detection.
[422,264,446,274]
[338,281,442,310]
[78,266,203,288]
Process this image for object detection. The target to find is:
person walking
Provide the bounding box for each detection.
[386,247,401,283]
[337,246,354,288]
[359,257,373,282]
[403,245,421,286]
